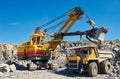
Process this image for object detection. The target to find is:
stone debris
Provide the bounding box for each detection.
[106,61,120,79]
[0,63,10,73]
[0,72,4,77]
[51,60,59,70]
[0,63,17,73]
[56,55,66,68]
[9,64,16,72]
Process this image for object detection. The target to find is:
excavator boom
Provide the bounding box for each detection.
[58,7,84,33]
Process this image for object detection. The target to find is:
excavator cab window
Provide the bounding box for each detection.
[41,39,46,45]
[32,37,41,45]
[32,38,36,45]
[36,37,40,44]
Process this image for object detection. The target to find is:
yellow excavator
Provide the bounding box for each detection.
[17,7,84,70]
[17,7,108,70]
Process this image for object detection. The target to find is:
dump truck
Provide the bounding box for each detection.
[65,45,114,77]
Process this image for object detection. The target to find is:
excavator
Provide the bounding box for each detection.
[17,7,108,70]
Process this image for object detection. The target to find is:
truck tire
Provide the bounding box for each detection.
[101,61,112,74]
[88,62,98,77]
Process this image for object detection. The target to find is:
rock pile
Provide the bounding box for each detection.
[0,63,16,77]
[106,61,120,79]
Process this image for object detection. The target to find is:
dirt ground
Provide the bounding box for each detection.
[1,68,108,79]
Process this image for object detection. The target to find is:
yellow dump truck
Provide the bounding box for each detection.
[66,45,114,77]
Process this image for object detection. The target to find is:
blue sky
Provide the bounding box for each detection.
[0,0,120,44]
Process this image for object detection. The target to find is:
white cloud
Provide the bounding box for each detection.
[9,22,20,25]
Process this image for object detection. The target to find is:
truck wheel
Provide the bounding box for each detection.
[88,62,98,77]
[102,61,112,74]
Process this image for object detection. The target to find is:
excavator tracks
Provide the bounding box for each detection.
[27,63,37,71]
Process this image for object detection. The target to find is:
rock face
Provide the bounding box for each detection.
[0,43,17,50]
[0,43,18,63]
[0,50,5,64]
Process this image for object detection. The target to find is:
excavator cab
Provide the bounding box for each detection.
[30,36,46,45]
[30,29,47,45]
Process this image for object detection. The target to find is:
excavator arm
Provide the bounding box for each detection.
[60,19,108,47]
[60,27,108,44]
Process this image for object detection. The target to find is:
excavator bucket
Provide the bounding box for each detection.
[93,27,108,42]
[86,26,108,44]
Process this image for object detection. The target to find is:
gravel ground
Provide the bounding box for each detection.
[0,68,107,79]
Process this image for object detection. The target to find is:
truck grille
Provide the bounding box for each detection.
[69,60,77,63]
[69,60,77,69]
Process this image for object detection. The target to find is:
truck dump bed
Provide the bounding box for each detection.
[98,50,114,62]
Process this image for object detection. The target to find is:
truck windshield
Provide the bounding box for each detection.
[80,49,89,58]
[81,50,88,54]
